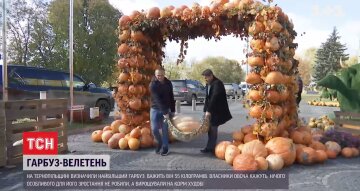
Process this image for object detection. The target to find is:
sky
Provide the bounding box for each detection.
[111,0,360,62]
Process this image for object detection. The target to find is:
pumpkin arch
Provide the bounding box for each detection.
[115,0,299,141]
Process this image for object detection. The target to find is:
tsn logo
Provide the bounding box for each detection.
[23,132,58,155]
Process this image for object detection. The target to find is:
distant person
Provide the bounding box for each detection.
[296,75,303,106]
[149,68,175,156]
[201,69,232,154]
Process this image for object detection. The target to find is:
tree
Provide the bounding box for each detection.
[313,27,349,82]
[48,0,122,85]
[186,56,245,84]
[6,0,35,65]
[162,56,188,80]
[296,47,317,86]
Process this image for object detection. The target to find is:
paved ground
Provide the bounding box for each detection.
[1,100,360,191]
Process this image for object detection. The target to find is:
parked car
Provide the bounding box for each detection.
[224,83,235,98]
[171,79,206,104]
[0,65,114,119]
[239,83,249,96]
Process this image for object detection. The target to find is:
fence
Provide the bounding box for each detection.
[0,99,68,166]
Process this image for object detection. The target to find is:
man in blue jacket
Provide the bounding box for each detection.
[149,68,175,156]
[201,69,232,154]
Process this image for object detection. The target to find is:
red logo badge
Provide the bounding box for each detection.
[23,132,58,155]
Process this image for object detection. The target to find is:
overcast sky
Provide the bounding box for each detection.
[110,0,360,63]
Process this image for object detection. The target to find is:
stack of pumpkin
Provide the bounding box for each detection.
[244,0,298,141]
[215,125,359,171]
[90,121,155,150]
[307,100,340,107]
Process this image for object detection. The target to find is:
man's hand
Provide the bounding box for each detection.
[205,112,211,116]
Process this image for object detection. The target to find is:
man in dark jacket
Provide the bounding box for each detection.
[296,75,303,106]
[149,68,175,156]
[201,69,232,154]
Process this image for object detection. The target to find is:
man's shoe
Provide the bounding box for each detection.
[161,148,169,156]
[200,148,214,153]
[155,145,162,154]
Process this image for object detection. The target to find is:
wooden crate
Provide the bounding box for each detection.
[1,99,68,166]
[334,111,360,136]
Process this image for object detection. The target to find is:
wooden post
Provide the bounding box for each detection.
[192,99,196,111]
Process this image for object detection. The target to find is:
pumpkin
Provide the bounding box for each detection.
[309,141,326,151]
[103,125,111,131]
[110,120,122,133]
[270,21,283,33]
[290,131,304,144]
[266,90,280,103]
[244,133,258,143]
[265,36,280,51]
[249,90,263,102]
[248,21,265,35]
[241,140,268,158]
[129,98,142,110]
[118,72,130,82]
[225,145,240,165]
[160,7,172,18]
[112,133,125,140]
[325,141,341,155]
[101,131,113,144]
[232,130,244,142]
[265,71,283,84]
[241,125,254,134]
[302,131,312,145]
[266,154,284,170]
[296,147,316,165]
[341,147,353,158]
[352,148,359,157]
[129,10,141,20]
[265,137,296,166]
[232,140,242,146]
[141,128,151,136]
[128,138,140,150]
[91,130,103,142]
[118,138,129,150]
[118,84,129,94]
[326,150,337,159]
[246,72,263,84]
[249,105,263,119]
[248,56,265,67]
[250,39,265,52]
[140,134,153,148]
[147,7,160,19]
[177,120,201,132]
[255,157,268,170]
[215,141,232,160]
[259,122,278,138]
[118,124,131,134]
[315,150,328,163]
[131,30,146,42]
[265,105,283,119]
[108,136,120,149]
[233,154,258,171]
[119,30,130,42]
[130,127,141,139]
[118,15,131,28]
[118,43,130,54]
[238,144,245,153]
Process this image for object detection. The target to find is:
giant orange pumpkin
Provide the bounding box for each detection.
[241,140,268,158]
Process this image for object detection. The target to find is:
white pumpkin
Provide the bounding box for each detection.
[225,145,240,165]
[266,154,284,171]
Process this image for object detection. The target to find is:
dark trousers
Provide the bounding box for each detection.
[206,125,218,150]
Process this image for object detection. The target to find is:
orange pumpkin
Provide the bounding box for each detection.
[248,21,265,35]
[103,125,111,131]
[302,131,312,145]
[118,138,129,150]
[326,150,337,159]
[108,136,120,149]
[110,120,122,133]
[309,141,326,151]
[249,90,263,102]
[129,98,142,110]
[237,144,244,153]
[91,130,103,142]
[128,138,140,150]
[270,21,283,33]
[266,90,280,103]
[233,154,258,171]
[255,157,268,170]
[249,105,263,119]
[315,150,328,163]
[296,147,316,165]
[147,7,160,19]
[265,36,280,51]
[140,134,153,148]
[101,131,113,144]
[232,130,244,142]
[265,137,296,166]
[290,131,305,144]
[241,125,254,134]
[225,145,240,165]
[244,133,258,143]
[248,56,265,67]
[118,15,131,28]
[119,30,130,42]
[215,141,232,160]
[141,128,151,136]
[246,72,263,84]
[352,148,359,157]
[160,7,172,18]
[341,147,353,158]
[232,140,242,146]
[241,140,268,158]
[118,72,130,82]
[129,10,141,20]
[265,71,283,84]
[250,39,265,52]
[131,30,146,42]
[118,124,131,134]
[130,127,141,139]
[118,43,130,54]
